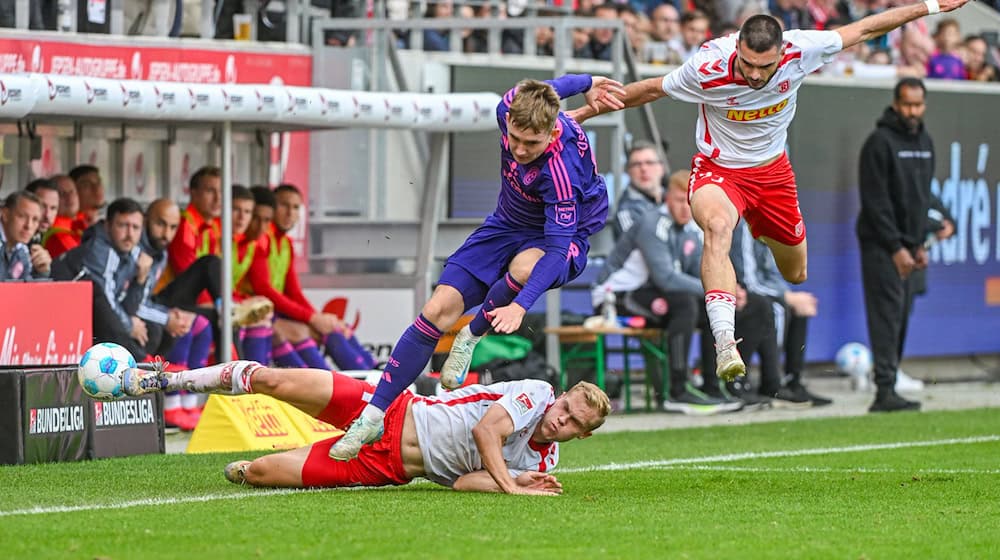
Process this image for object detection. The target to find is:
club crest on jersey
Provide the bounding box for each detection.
[725,98,789,122]
[726,96,738,106]
[778,79,790,93]
[514,393,535,415]
[523,167,540,185]
[555,201,577,227]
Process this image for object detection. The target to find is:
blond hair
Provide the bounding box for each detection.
[508,79,560,134]
[667,169,691,194]
[567,381,612,430]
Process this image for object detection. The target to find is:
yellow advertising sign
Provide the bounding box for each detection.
[186,394,342,454]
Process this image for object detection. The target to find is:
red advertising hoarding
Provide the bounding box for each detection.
[0,282,92,366]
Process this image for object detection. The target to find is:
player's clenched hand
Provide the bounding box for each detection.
[585,76,626,114]
[486,303,527,334]
[516,471,563,494]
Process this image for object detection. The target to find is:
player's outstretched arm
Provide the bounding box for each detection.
[453,470,563,494]
[569,76,666,124]
[836,0,970,50]
[470,404,559,496]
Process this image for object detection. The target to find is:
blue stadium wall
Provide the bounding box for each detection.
[451,67,1000,362]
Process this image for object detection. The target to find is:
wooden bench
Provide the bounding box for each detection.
[545,325,668,413]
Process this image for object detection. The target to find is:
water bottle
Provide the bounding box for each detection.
[601,287,618,328]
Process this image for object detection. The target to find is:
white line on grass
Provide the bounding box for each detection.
[653,465,1000,475]
[2,435,997,517]
[557,434,1000,474]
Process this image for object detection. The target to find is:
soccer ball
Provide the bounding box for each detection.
[77,342,135,401]
[835,342,873,378]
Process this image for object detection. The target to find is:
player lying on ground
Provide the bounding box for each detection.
[125,361,610,494]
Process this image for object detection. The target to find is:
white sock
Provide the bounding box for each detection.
[361,403,385,423]
[229,361,263,395]
[705,290,736,346]
[166,360,260,394]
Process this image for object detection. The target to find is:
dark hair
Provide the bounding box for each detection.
[739,14,783,53]
[233,185,254,203]
[3,189,41,210]
[189,166,221,192]
[68,165,100,182]
[250,186,276,209]
[894,77,926,100]
[25,177,57,194]
[107,197,144,222]
[274,183,302,198]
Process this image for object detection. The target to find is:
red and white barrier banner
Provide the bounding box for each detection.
[0,37,313,268]
[0,282,92,366]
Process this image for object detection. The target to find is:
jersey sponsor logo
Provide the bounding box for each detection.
[778,79,790,93]
[28,405,85,435]
[94,399,157,428]
[725,98,789,122]
[554,201,577,227]
[513,393,535,415]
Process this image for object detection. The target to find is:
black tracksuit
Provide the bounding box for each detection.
[856,106,935,396]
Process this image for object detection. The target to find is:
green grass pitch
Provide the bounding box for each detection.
[2,407,998,559]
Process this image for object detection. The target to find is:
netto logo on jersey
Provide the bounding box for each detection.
[28,405,85,434]
[93,399,156,428]
[726,98,789,122]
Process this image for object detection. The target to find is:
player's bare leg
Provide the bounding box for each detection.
[225,445,311,487]
[441,249,541,389]
[690,185,746,381]
[331,285,464,460]
[759,235,808,284]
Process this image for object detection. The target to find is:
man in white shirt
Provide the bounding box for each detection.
[571,0,970,382]
[123,360,610,494]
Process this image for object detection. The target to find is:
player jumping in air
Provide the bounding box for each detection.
[326,74,625,460]
[571,0,970,382]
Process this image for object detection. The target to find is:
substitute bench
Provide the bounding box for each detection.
[544,325,668,412]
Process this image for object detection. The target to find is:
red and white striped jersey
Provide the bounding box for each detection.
[411,380,558,487]
[660,30,843,168]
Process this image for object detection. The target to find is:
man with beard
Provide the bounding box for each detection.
[857,78,942,413]
[569,0,971,383]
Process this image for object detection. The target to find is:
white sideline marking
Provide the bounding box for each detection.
[557,435,1000,474]
[1,435,997,517]
[654,465,1000,475]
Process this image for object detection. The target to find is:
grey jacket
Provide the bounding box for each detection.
[598,205,704,297]
[612,186,659,239]
[78,224,142,331]
[0,227,46,281]
[730,222,787,299]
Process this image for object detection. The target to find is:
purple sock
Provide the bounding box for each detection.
[370,314,442,411]
[347,334,378,369]
[468,272,522,336]
[166,331,193,368]
[273,340,307,367]
[187,315,213,368]
[324,331,372,370]
[240,325,273,364]
[294,338,329,369]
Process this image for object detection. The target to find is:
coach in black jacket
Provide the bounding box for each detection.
[856,77,937,413]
